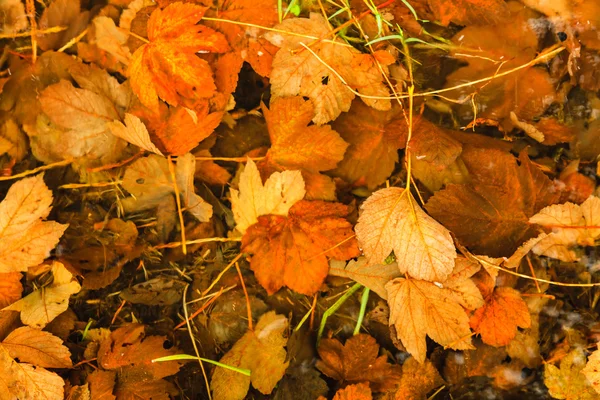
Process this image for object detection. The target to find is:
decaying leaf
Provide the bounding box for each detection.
[583,348,600,395]
[243,200,360,295]
[316,334,401,392]
[211,312,289,400]
[265,13,391,124]
[394,357,444,400]
[469,287,531,347]
[428,0,509,26]
[230,158,305,235]
[545,348,598,400]
[128,3,229,113]
[4,261,81,329]
[356,187,456,282]
[0,174,67,273]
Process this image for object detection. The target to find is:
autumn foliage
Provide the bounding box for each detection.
[2,0,600,398]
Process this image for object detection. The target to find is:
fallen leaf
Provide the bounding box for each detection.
[265,13,391,124]
[176,153,213,222]
[87,370,116,400]
[0,116,28,162]
[128,3,229,113]
[386,277,474,363]
[427,0,509,26]
[444,343,507,384]
[273,366,329,400]
[211,312,289,400]
[316,334,401,392]
[583,348,600,395]
[330,100,405,189]
[0,272,22,309]
[4,261,81,329]
[243,200,360,295]
[529,195,600,261]
[0,174,67,273]
[328,257,401,300]
[1,326,72,368]
[91,16,133,66]
[106,113,164,155]
[356,187,456,282]
[261,96,348,200]
[0,0,28,34]
[36,0,90,51]
[394,357,444,400]
[230,158,305,235]
[0,345,64,400]
[427,149,561,257]
[470,287,531,347]
[332,382,373,400]
[443,257,485,310]
[119,277,186,306]
[545,348,597,400]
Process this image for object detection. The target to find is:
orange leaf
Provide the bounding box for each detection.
[128,3,229,113]
[470,287,531,347]
[332,382,373,400]
[316,334,401,392]
[2,326,72,368]
[242,200,360,295]
[427,0,509,26]
[394,357,444,400]
[262,97,348,200]
[0,272,22,308]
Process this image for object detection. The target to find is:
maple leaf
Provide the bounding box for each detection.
[0,272,22,309]
[386,277,474,363]
[528,195,600,262]
[469,287,531,347]
[243,200,360,295]
[128,2,230,113]
[583,348,600,395]
[93,324,181,399]
[329,257,401,300]
[121,153,213,222]
[356,187,456,282]
[1,326,72,368]
[265,13,391,124]
[545,348,598,400]
[330,100,405,189]
[230,159,305,235]
[5,261,81,329]
[394,357,444,400]
[0,345,65,400]
[426,148,561,257]
[211,312,289,400]
[0,174,67,273]
[427,0,509,26]
[316,333,401,392]
[331,382,373,400]
[261,96,348,200]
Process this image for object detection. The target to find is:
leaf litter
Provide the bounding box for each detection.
[1,0,600,399]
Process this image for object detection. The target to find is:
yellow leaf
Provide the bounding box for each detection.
[1,326,73,368]
[356,187,456,282]
[0,174,67,273]
[230,159,305,235]
[583,348,600,395]
[545,348,598,400]
[386,277,474,363]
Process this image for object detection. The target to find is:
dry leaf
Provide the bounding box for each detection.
[386,277,474,363]
[328,257,401,300]
[330,100,405,189]
[0,0,28,34]
[230,158,305,235]
[1,326,72,368]
[211,312,289,400]
[470,287,531,347]
[0,272,22,309]
[583,348,600,395]
[4,261,81,329]
[242,200,360,295]
[106,113,164,155]
[394,357,444,400]
[428,0,509,26]
[316,333,401,392]
[545,348,598,400]
[332,382,373,400]
[0,174,67,273]
[529,195,600,262]
[0,345,64,400]
[261,96,348,200]
[356,187,456,282]
[128,3,229,113]
[265,13,391,124]
[36,0,90,51]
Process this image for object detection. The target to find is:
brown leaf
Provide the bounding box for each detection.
[243,200,360,295]
[87,370,116,400]
[470,287,531,347]
[333,382,373,400]
[427,0,509,26]
[394,357,444,400]
[1,326,72,368]
[37,0,90,51]
[316,334,401,392]
[262,96,348,200]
